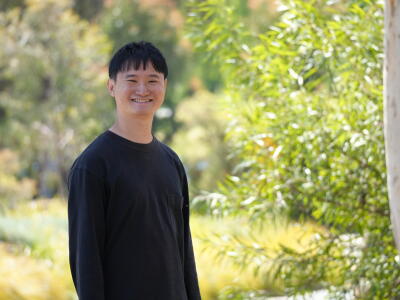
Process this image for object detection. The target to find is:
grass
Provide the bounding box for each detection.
[190,215,324,299]
[0,199,324,299]
[0,242,75,300]
[0,199,74,300]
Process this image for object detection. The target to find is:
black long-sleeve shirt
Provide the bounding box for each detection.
[67,130,201,300]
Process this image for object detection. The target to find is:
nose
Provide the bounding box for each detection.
[136,83,149,95]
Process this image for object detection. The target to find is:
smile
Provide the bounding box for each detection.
[131,99,153,103]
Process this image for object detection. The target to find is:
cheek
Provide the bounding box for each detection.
[116,87,133,99]
[114,81,130,91]
[154,87,165,97]
[114,87,132,102]
[120,85,133,93]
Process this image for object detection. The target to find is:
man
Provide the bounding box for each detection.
[67,41,201,300]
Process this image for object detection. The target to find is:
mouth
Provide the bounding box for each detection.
[130,99,153,103]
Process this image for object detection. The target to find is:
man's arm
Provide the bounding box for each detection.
[181,169,202,300]
[68,167,106,300]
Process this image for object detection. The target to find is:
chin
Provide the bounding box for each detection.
[128,110,156,118]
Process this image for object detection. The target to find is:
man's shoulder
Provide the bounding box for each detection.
[158,140,182,164]
[69,131,111,175]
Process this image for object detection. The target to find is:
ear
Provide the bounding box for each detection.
[107,78,115,97]
[164,78,168,89]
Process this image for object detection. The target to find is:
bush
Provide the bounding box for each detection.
[0,149,35,211]
[186,0,399,297]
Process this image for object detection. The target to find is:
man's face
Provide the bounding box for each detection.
[107,62,167,119]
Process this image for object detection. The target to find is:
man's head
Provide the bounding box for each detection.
[108,41,168,81]
[107,41,168,118]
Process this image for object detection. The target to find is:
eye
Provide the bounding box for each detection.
[127,80,137,83]
[149,80,158,83]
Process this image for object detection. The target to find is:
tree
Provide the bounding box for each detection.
[384,0,400,253]
[0,0,113,197]
[72,0,104,20]
[186,0,400,297]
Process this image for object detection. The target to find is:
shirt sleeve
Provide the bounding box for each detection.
[67,167,106,300]
[181,166,202,300]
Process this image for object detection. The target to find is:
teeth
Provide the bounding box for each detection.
[132,99,152,103]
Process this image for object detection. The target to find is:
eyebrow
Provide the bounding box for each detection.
[125,74,161,79]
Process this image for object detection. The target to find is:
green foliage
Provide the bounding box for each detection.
[0,243,74,300]
[0,0,113,197]
[186,0,399,298]
[0,198,322,300]
[0,0,25,12]
[192,214,327,298]
[171,90,232,198]
[0,199,73,300]
[0,149,35,211]
[72,0,104,20]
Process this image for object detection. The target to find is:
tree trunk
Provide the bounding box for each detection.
[384,0,400,252]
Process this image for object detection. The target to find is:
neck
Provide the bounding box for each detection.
[109,113,154,144]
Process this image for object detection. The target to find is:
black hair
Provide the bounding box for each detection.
[108,41,168,80]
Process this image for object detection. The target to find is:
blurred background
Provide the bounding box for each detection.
[0,0,398,299]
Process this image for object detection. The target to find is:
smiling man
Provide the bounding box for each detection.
[67,41,201,300]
